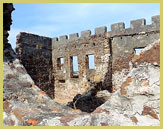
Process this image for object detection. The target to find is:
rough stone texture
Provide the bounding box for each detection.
[131,39,160,66]
[3,58,75,126]
[52,34,111,104]
[3,26,160,127]
[99,40,160,126]
[111,31,160,73]
[16,33,54,98]
[66,84,106,113]
[16,15,160,103]
[3,4,160,126]
[3,3,72,126]
[16,33,112,104]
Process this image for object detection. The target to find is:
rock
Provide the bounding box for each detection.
[27,119,39,126]
[96,90,111,100]
[130,116,138,124]
[3,3,160,126]
[142,106,159,119]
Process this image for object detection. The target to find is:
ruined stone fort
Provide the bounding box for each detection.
[15,15,160,104]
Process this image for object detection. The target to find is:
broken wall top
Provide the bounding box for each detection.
[16,32,52,50]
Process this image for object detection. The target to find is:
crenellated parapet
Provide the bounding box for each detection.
[52,15,160,45]
[16,15,160,103]
[110,15,159,36]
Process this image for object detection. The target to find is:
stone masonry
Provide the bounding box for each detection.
[4,3,160,125]
[16,33,54,98]
[16,15,160,104]
[52,33,111,103]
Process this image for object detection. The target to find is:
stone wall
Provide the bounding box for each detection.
[52,33,111,103]
[52,15,159,103]
[16,33,54,98]
[4,3,160,126]
[109,15,160,91]
[110,15,160,72]
[16,15,160,104]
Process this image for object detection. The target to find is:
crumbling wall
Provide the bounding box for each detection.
[52,29,111,103]
[52,15,160,103]
[16,33,54,98]
[16,15,160,104]
[3,3,160,125]
[110,15,160,72]
[109,15,160,91]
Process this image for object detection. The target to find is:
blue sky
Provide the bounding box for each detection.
[9,3,160,49]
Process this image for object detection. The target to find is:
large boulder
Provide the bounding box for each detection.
[93,40,160,126]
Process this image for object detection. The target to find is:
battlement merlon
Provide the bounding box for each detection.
[52,15,160,44]
[81,30,91,38]
[152,15,160,27]
[95,26,107,35]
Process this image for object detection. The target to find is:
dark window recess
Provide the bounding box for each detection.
[70,56,79,78]
[57,57,64,70]
[86,54,95,69]
[134,48,145,55]
[59,80,65,83]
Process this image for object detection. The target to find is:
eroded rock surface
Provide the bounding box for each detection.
[3,3,160,126]
[96,40,160,126]
[3,33,160,126]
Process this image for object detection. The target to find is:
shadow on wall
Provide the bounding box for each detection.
[67,82,107,113]
[19,51,55,99]
[102,38,113,92]
[15,33,55,99]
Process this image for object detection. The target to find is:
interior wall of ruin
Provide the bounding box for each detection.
[16,33,54,98]
[16,15,160,104]
[52,31,111,103]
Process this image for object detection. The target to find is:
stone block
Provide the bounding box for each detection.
[81,30,91,38]
[60,35,68,41]
[69,33,79,40]
[111,22,125,31]
[130,19,146,29]
[152,15,160,27]
[95,26,107,35]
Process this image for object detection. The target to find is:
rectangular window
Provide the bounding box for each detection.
[57,57,64,70]
[72,56,79,72]
[70,56,79,78]
[60,58,64,64]
[86,54,95,69]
